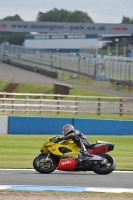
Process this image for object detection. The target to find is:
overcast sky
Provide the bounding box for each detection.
[0,0,133,23]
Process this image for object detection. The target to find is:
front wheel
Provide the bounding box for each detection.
[92,153,116,175]
[33,154,57,174]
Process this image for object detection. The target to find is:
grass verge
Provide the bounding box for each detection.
[0,134,132,170]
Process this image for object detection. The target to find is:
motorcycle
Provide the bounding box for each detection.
[33,135,116,175]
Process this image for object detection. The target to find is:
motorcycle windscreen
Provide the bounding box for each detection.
[57,158,78,171]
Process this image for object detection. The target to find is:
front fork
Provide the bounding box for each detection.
[44,153,51,161]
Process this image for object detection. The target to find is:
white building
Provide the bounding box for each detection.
[24,34,98,52]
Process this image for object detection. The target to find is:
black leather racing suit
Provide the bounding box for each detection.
[61,130,93,153]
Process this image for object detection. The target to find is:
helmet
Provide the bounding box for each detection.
[62,124,74,136]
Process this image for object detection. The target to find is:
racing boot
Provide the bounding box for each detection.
[80,150,93,158]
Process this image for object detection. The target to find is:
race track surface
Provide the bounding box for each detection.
[0,169,133,193]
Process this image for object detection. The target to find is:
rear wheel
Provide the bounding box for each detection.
[33,154,57,174]
[92,153,116,175]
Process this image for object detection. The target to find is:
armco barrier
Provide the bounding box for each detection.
[74,118,133,135]
[8,116,73,134]
[7,116,133,135]
[0,116,8,134]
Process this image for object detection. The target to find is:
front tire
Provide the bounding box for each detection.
[33,154,57,174]
[92,153,116,175]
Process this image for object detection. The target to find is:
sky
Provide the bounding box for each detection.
[0,0,133,24]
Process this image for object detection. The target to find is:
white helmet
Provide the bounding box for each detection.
[62,124,74,136]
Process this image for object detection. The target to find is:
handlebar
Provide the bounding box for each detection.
[49,136,61,143]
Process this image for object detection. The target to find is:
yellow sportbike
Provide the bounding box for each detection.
[33,135,116,175]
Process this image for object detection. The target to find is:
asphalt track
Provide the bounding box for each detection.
[0,169,133,193]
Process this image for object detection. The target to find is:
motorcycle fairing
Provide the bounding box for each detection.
[57,158,78,170]
[41,139,80,156]
[88,154,102,161]
[89,143,114,154]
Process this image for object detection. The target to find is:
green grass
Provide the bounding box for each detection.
[0,134,132,170]
[0,78,5,85]
[0,112,133,120]
[15,82,117,100]
[0,78,10,92]
[15,83,54,98]
[0,79,133,171]
[13,82,120,102]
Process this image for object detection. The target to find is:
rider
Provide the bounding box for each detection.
[59,124,94,164]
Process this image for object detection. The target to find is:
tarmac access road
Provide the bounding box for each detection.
[0,63,133,98]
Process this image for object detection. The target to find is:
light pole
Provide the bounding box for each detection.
[78,56,82,79]
[115,38,119,58]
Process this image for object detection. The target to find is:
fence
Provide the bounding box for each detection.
[1,44,133,90]
[0,92,133,115]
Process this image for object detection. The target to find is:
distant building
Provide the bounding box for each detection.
[24,33,133,53]
[100,34,133,46]
[24,34,98,52]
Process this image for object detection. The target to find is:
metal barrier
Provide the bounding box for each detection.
[8,116,133,135]
[1,44,133,90]
[0,92,133,115]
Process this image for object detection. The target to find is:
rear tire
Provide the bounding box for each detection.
[92,153,116,175]
[33,154,57,174]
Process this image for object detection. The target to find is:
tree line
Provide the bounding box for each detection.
[0,8,132,45]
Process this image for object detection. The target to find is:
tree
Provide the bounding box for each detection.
[122,16,133,23]
[1,14,23,21]
[0,15,29,45]
[36,8,94,23]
